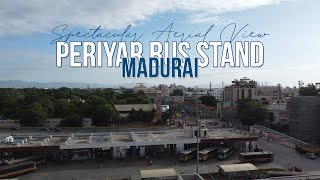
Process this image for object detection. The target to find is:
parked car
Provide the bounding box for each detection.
[306,152,316,160]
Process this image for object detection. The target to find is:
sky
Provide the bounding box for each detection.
[0,0,319,88]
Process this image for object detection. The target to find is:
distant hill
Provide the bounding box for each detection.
[0,80,114,89]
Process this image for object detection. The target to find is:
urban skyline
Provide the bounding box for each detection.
[0,0,320,87]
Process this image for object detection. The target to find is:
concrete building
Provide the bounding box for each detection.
[256,84,282,105]
[289,96,320,143]
[208,88,224,102]
[0,128,257,160]
[133,83,148,93]
[216,102,236,121]
[268,102,289,129]
[224,77,257,107]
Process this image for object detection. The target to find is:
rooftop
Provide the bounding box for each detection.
[0,128,257,150]
[218,163,257,173]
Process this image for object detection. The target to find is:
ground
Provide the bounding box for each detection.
[19,138,320,180]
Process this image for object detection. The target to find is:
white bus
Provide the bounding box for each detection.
[217,147,235,160]
[239,151,274,163]
[178,148,197,162]
[199,148,218,161]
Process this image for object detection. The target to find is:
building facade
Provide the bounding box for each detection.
[208,88,224,102]
[289,96,320,143]
[224,77,257,107]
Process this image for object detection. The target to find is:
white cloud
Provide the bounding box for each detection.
[0,0,284,36]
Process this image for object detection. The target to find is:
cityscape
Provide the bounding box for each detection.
[0,77,320,179]
[1,0,320,179]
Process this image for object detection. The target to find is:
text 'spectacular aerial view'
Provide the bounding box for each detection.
[0,1,320,180]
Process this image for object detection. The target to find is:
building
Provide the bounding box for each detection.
[0,128,257,160]
[114,104,155,118]
[256,84,282,105]
[224,77,257,107]
[133,83,147,93]
[289,96,320,143]
[268,102,289,129]
[208,88,224,101]
[216,102,236,121]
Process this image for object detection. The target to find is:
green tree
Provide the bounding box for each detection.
[92,104,119,126]
[171,89,184,96]
[199,95,218,106]
[127,109,155,123]
[20,102,48,127]
[237,99,267,126]
[60,114,83,127]
[299,84,319,96]
[54,99,78,117]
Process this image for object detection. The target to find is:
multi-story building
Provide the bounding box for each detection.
[255,84,282,105]
[133,83,147,93]
[289,96,320,143]
[224,77,257,107]
[268,102,289,129]
[208,88,224,102]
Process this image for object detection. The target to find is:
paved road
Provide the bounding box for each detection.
[19,137,320,180]
[255,138,320,171]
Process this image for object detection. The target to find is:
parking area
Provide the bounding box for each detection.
[19,136,320,180]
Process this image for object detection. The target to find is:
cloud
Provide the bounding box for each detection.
[0,0,284,36]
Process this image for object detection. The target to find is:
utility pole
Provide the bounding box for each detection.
[196,86,200,173]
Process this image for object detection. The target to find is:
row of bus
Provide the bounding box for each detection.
[0,155,45,179]
[178,147,274,163]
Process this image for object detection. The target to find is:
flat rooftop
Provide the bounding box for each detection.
[0,128,257,150]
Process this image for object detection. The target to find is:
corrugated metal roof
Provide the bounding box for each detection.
[218,163,257,173]
[140,168,177,178]
[114,104,155,112]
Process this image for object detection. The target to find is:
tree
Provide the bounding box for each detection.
[237,99,267,126]
[199,95,218,106]
[60,114,83,127]
[20,102,48,127]
[127,108,155,123]
[162,109,174,122]
[171,89,184,96]
[92,104,119,126]
[299,84,319,96]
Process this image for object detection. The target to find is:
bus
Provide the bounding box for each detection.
[217,147,235,160]
[199,148,218,161]
[0,161,36,178]
[178,148,197,162]
[239,151,274,163]
[5,155,45,166]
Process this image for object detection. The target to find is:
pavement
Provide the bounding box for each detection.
[18,137,320,180]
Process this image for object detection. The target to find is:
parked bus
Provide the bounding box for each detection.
[239,151,274,163]
[5,155,45,166]
[217,147,235,160]
[178,148,197,162]
[199,148,218,161]
[0,161,36,178]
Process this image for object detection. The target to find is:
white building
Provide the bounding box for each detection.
[269,102,288,128]
[133,83,147,93]
[208,88,224,101]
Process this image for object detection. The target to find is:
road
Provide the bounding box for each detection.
[255,138,320,171]
[18,137,320,180]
